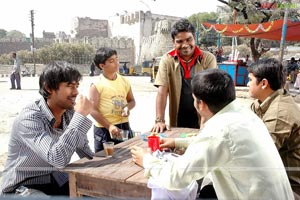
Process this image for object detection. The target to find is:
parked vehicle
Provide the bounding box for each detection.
[150,56,161,82]
[21,66,31,77]
[141,60,152,76]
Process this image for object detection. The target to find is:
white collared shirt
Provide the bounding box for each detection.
[143,100,293,199]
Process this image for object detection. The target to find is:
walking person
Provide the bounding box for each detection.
[89,47,136,152]
[151,18,216,133]
[10,52,21,89]
[0,61,94,196]
[89,62,96,76]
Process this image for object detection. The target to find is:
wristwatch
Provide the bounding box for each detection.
[155,117,165,123]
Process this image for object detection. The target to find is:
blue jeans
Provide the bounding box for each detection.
[93,122,133,152]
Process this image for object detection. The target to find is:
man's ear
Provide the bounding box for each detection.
[261,78,269,89]
[199,100,207,111]
[44,84,52,95]
[99,63,105,70]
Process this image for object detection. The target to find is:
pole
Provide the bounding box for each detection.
[217,18,221,48]
[279,8,289,63]
[30,10,36,76]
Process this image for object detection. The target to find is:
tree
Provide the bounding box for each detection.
[216,0,300,62]
[0,29,7,38]
[188,12,219,47]
[6,30,25,39]
[0,43,96,65]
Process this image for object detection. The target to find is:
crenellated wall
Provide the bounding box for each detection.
[0,38,54,55]
[1,11,181,66]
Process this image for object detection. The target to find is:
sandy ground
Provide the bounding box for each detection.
[3,75,298,183]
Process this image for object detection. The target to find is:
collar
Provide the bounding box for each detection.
[168,46,204,61]
[37,97,73,127]
[38,97,56,126]
[252,89,286,116]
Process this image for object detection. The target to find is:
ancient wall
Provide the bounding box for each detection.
[0,12,181,66]
[74,17,108,38]
[0,38,54,55]
[109,11,180,64]
[139,19,177,63]
[89,37,135,66]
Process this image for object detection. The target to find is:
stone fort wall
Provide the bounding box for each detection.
[0,38,54,55]
[0,12,180,66]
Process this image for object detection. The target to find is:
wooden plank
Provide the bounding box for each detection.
[68,172,82,197]
[75,173,151,199]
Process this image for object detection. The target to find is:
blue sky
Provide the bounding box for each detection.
[0,0,222,37]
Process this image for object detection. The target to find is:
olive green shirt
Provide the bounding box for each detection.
[251,89,300,195]
[154,50,217,127]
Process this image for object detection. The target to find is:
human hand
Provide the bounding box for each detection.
[108,125,121,139]
[75,95,92,116]
[131,146,148,167]
[159,138,175,149]
[121,106,129,117]
[151,122,167,133]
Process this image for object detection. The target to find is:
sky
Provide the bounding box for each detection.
[0,0,223,37]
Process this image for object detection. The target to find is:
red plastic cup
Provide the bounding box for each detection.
[148,135,160,152]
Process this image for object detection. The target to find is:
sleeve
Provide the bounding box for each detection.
[123,76,131,93]
[143,134,230,190]
[18,112,94,168]
[175,138,193,148]
[154,54,169,87]
[263,115,292,149]
[204,52,217,69]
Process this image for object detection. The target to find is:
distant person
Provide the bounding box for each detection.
[89,47,136,152]
[216,46,223,63]
[132,68,293,199]
[152,18,216,133]
[287,57,299,83]
[10,52,21,89]
[247,58,300,198]
[89,62,95,76]
[0,62,94,196]
[123,62,129,75]
[150,58,156,83]
[245,54,252,66]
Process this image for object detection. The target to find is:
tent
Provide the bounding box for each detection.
[202,19,300,41]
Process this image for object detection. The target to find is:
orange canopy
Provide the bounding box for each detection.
[202,19,300,41]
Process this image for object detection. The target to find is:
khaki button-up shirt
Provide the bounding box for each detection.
[154,50,217,127]
[251,89,300,195]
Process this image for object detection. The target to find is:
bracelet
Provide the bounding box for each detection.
[155,117,165,123]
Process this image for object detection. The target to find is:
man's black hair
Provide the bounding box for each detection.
[39,61,82,99]
[247,58,284,90]
[192,68,236,114]
[94,47,117,70]
[171,18,196,40]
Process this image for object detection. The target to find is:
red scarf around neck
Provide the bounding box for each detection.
[168,47,203,79]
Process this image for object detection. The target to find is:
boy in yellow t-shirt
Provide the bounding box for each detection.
[89,47,136,152]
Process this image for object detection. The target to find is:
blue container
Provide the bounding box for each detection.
[218,63,249,86]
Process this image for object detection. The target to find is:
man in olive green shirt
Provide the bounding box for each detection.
[248,58,300,199]
[152,19,216,133]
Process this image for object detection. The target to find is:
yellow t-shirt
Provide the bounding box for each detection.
[94,74,131,127]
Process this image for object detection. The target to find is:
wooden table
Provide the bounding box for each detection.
[64,127,199,199]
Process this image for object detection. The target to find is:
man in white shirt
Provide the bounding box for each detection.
[131,68,293,199]
[10,52,21,89]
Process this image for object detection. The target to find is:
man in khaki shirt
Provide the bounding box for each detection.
[247,58,300,199]
[152,19,216,133]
